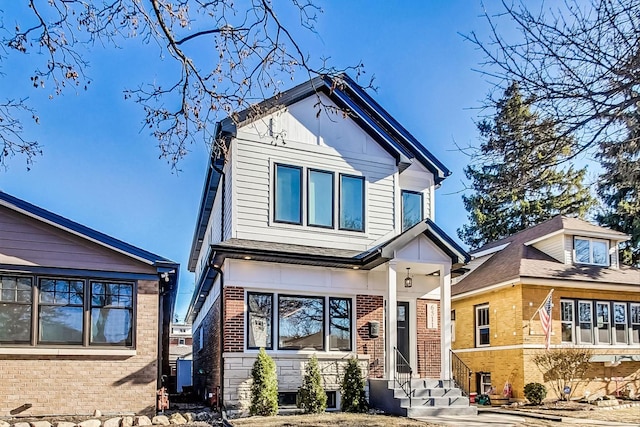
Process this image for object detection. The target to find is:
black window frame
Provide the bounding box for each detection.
[274,163,303,225]
[328,297,352,351]
[247,291,274,350]
[278,294,325,351]
[307,168,335,229]
[38,277,85,345]
[0,275,33,344]
[89,281,135,347]
[339,174,365,232]
[401,190,424,232]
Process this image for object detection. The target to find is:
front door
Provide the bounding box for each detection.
[397,301,410,373]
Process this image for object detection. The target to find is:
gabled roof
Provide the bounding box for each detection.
[187,219,469,320]
[453,215,638,296]
[0,190,178,270]
[188,74,451,270]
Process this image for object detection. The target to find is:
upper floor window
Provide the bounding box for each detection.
[273,164,365,233]
[308,170,334,228]
[475,304,490,347]
[0,275,134,347]
[401,190,423,231]
[274,164,302,224]
[340,175,365,231]
[574,237,608,266]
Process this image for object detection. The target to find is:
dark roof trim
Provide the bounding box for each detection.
[0,191,177,268]
[0,265,161,281]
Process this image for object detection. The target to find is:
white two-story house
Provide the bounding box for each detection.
[185,74,471,416]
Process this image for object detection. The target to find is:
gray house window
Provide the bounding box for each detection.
[274,164,302,224]
[308,169,334,228]
[339,174,364,231]
[401,190,423,231]
[0,275,32,343]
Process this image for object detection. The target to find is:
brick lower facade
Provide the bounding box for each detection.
[0,280,160,417]
[416,298,441,378]
[192,295,221,401]
[356,294,385,378]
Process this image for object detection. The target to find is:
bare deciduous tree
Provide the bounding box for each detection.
[466,0,640,164]
[0,0,367,169]
[532,347,593,401]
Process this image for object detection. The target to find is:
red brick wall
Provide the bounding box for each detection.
[356,294,384,378]
[416,298,441,378]
[192,297,220,401]
[224,286,245,352]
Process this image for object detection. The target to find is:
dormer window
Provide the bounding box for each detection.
[574,237,608,266]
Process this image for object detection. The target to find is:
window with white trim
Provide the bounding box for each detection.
[574,237,609,266]
[613,303,627,344]
[560,300,574,343]
[578,300,593,344]
[475,304,490,347]
[632,303,640,344]
[596,301,611,344]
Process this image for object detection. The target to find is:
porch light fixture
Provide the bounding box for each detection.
[404,268,413,288]
[429,270,440,276]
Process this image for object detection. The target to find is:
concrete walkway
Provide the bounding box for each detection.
[413,406,640,427]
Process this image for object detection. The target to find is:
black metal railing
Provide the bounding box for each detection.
[394,346,412,407]
[450,350,472,397]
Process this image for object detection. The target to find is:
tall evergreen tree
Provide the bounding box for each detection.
[459,83,595,248]
[596,113,640,266]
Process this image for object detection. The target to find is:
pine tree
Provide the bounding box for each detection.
[458,82,595,248]
[250,348,278,416]
[340,358,367,413]
[596,113,640,266]
[297,354,327,413]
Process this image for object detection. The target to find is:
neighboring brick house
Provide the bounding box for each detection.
[451,216,640,400]
[0,191,178,416]
[186,74,471,416]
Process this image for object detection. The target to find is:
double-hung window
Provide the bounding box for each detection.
[274,164,302,224]
[475,304,490,347]
[578,300,593,344]
[596,301,611,344]
[613,302,628,344]
[574,238,609,266]
[339,175,365,231]
[308,170,334,228]
[560,300,574,343]
[0,275,33,343]
[631,303,640,344]
[401,190,423,231]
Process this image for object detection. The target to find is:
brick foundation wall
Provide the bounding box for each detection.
[224,287,244,353]
[356,294,384,378]
[416,299,441,378]
[0,280,159,417]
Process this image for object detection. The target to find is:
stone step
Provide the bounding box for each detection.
[400,395,470,408]
[386,378,455,390]
[392,387,462,399]
[406,405,478,418]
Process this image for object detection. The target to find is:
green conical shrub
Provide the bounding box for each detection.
[340,358,368,413]
[250,348,278,416]
[298,354,327,413]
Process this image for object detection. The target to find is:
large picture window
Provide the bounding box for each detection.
[278,295,324,350]
[308,170,334,228]
[339,175,365,231]
[401,190,423,231]
[0,275,32,343]
[248,293,353,352]
[0,275,135,347]
[274,164,302,224]
[475,304,490,347]
[90,282,133,346]
[574,237,608,266]
[247,292,273,349]
[329,297,352,351]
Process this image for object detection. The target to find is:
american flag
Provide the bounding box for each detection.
[538,290,553,350]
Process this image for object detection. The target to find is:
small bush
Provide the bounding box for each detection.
[524,382,547,405]
[298,354,327,413]
[250,348,278,416]
[340,358,368,413]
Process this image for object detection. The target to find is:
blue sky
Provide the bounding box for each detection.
[1,1,512,320]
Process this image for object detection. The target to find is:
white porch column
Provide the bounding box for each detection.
[440,269,452,380]
[386,261,398,380]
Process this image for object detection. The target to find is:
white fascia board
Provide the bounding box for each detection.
[523,230,564,246]
[563,229,630,242]
[520,277,639,292]
[470,242,511,259]
[451,278,520,301]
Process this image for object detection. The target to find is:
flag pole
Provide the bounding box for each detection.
[529,289,554,323]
